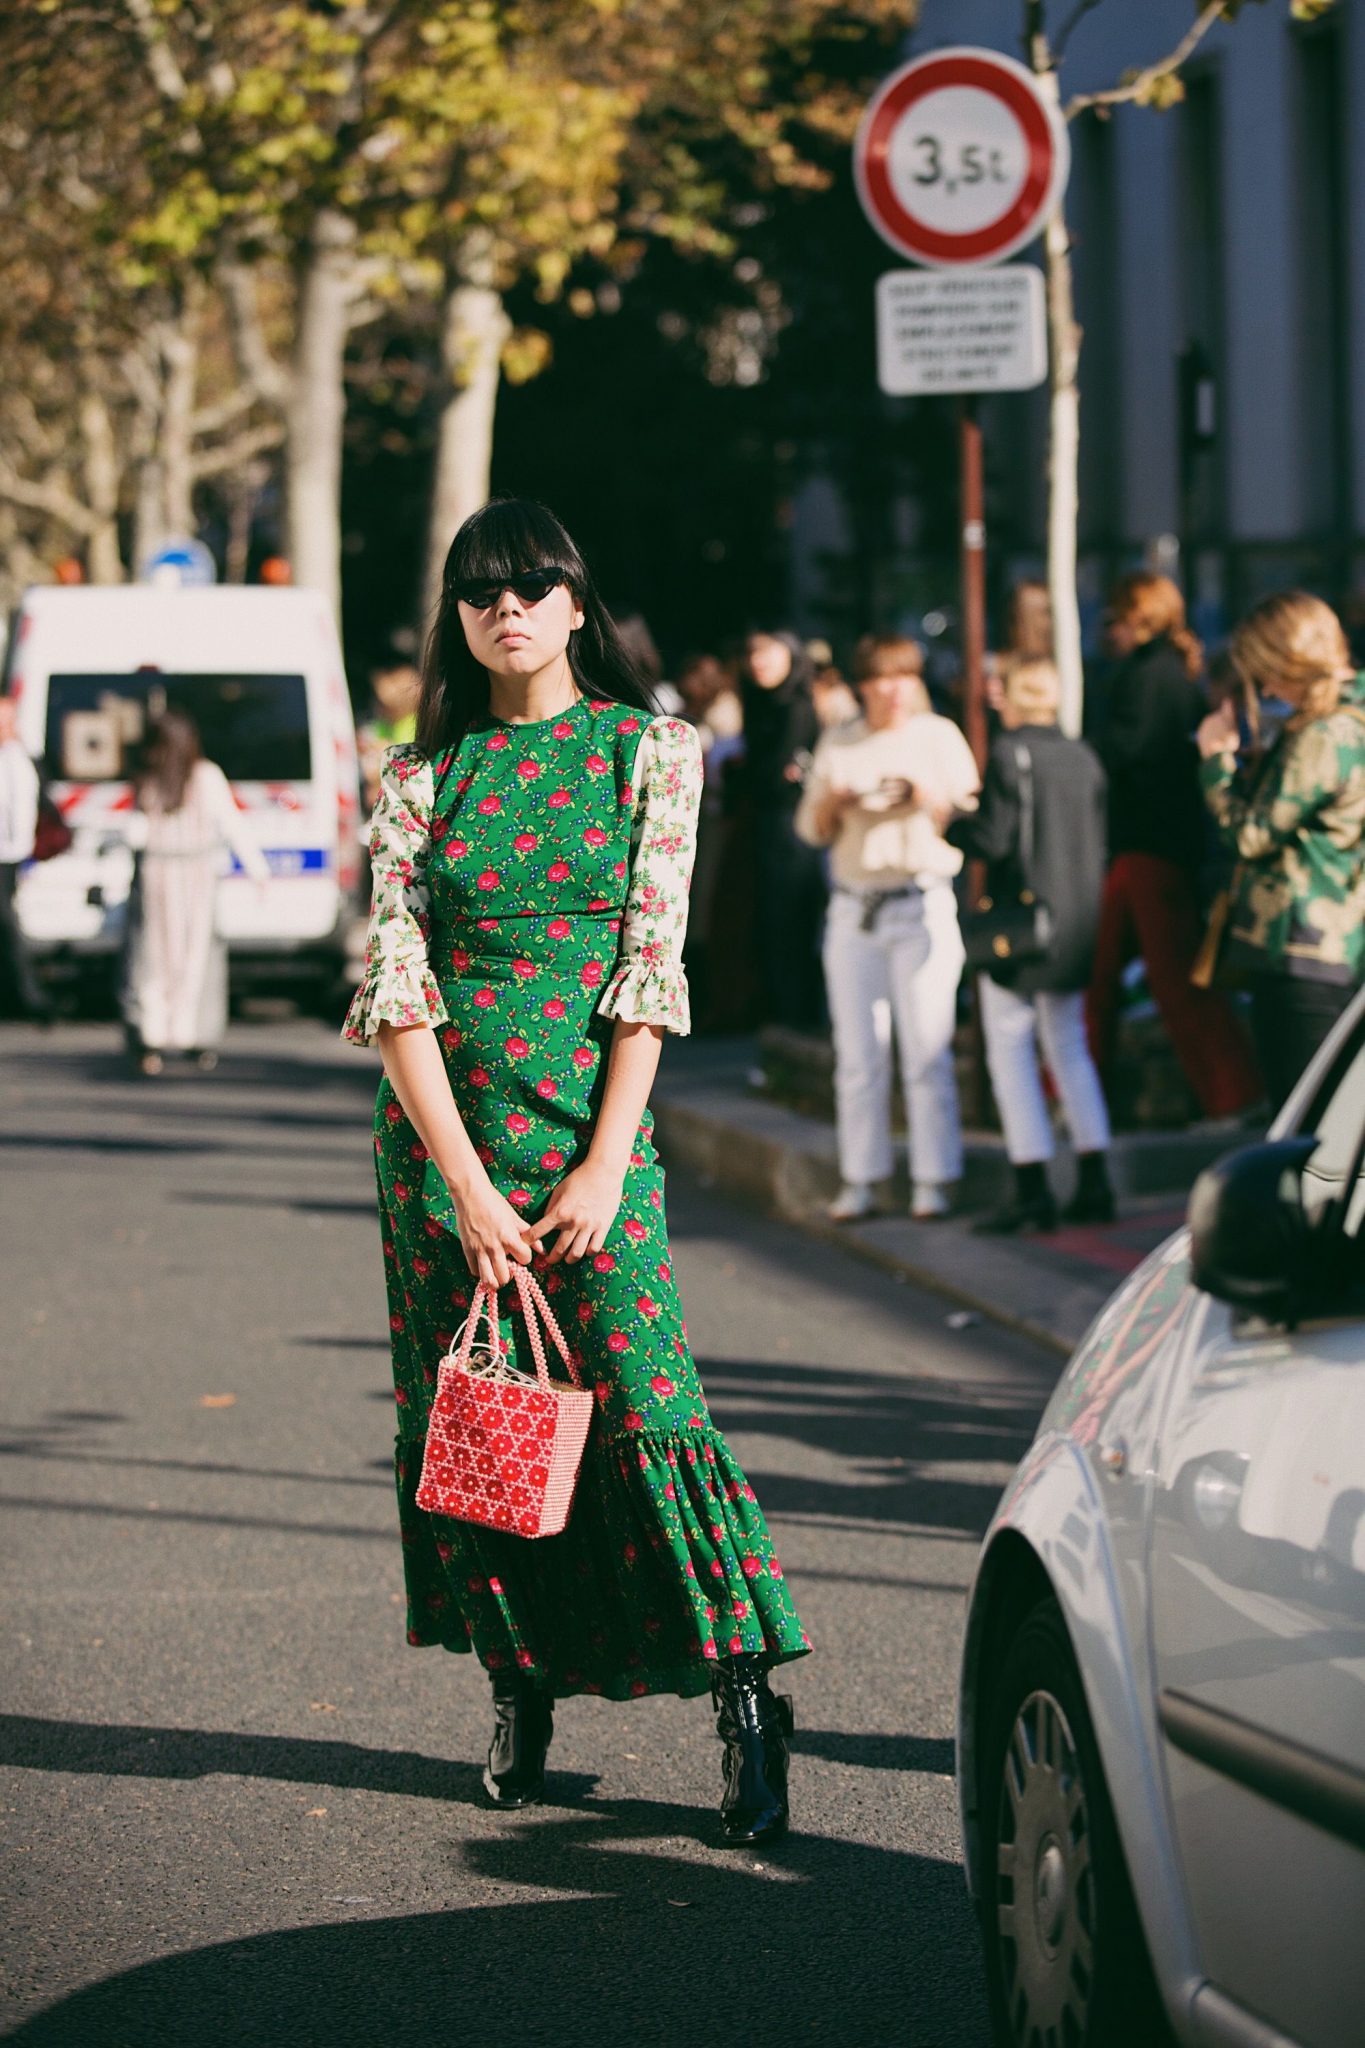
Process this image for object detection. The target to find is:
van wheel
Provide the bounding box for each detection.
[979,1596,1171,2047]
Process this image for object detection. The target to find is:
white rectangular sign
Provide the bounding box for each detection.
[875,265,1046,396]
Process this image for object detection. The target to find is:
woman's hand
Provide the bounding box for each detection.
[449,1174,534,1290]
[1197,702,1240,760]
[522,1158,625,1265]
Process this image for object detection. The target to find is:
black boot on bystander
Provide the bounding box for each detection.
[972,1160,1058,1236]
[1061,1150,1117,1225]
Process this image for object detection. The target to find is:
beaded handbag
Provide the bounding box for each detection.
[415,1265,593,1539]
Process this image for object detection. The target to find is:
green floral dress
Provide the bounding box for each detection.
[343,697,811,1701]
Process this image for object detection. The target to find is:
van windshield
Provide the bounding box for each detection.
[45,673,312,784]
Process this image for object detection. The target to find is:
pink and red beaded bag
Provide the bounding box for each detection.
[415,1265,593,1539]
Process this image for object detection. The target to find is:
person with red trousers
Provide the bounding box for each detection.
[1086,573,1261,1120]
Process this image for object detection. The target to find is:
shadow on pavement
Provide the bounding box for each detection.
[797,1729,955,1776]
[6,1799,986,2048]
[0,1712,490,1804]
[698,1355,1039,1539]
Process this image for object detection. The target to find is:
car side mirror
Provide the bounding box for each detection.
[1188,1137,1318,1322]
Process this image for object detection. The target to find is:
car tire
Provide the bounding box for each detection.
[979,1594,1172,2048]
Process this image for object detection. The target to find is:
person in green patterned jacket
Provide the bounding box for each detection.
[1196,591,1365,1108]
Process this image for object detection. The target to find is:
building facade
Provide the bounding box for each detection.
[807,0,1365,653]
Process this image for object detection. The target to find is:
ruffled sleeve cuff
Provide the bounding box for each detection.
[341,742,448,1047]
[342,955,449,1046]
[598,953,691,1036]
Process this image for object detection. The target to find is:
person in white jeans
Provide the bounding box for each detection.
[948,660,1115,1232]
[795,634,980,1221]
[977,976,1111,1190]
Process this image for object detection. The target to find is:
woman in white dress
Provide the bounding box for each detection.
[122,710,268,1074]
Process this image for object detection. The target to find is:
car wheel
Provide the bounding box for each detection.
[979,1595,1171,2047]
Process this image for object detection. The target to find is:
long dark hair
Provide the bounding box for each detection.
[417,498,654,757]
[138,708,201,813]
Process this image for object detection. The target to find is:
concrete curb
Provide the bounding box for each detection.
[650,1084,1104,1358]
[650,1066,1220,1359]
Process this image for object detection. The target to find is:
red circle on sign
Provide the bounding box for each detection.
[858,53,1057,267]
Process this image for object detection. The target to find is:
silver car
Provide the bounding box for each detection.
[958,987,1365,2048]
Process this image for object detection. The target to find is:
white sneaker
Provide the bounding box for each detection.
[911,1181,951,1222]
[827,1182,879,1223]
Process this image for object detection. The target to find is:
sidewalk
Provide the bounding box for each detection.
[652,1036,1237,1359]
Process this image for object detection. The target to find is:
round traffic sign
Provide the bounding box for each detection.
[854,48,1069,269]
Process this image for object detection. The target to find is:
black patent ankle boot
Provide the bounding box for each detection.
[972,1161,1058,1236]
[1061,1150,1117,1225]
[712,1654,794,1847]
[482,1668,554,1809]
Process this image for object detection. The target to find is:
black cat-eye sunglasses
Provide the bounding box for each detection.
[451,567,568,610]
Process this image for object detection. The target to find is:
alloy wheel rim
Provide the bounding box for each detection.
[995,1686,1094,2045]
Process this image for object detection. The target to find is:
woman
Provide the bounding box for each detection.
[343,499,809,1843]
[984,577,1054,718]
[950,661,1114,1233]
[1087,572,1262,1120]
[738,629,827,1031]
[675,653,744,1029]
[795,633,980,1223]
[1197,591,1365,1109]
[122,708,267,1075]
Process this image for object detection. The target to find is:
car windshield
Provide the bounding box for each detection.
[44,673,311,784]
[1298,1004,1365,1248]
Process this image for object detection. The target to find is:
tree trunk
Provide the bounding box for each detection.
[1027,37,1085,739]
[287,207,357,617]
[79,389,124,584]
[423,242,511,626]
[159,302,200,541]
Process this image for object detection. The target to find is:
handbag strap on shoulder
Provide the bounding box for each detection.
[1013,743,1036,876]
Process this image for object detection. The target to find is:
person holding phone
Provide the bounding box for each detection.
[795,634,980,1222]
[1196,591,1365,1108]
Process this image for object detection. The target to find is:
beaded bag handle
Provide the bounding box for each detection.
[449,1266,583,1391]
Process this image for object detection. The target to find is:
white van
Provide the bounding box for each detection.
[4,585,362,998]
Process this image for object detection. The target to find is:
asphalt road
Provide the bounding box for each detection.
[0,1020,1060,2048]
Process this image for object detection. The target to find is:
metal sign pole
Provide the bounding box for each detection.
[959,395,990,1128]
[960,395,988,776]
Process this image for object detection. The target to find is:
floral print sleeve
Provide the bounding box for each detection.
[342,744,450,1046]
[598,715,703,1036]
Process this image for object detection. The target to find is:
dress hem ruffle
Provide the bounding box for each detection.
[392,1420,811,1701]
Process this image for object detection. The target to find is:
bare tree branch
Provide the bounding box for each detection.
[120,0,190,103]
[1053,0,1108,64]
[190,387,261,438]
[0,463,103,537]
[217,260,290,408]
[189,419,285,482]
[1065,0,1227,119]
[3,393,62,464]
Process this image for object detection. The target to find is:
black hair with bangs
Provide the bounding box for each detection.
[417,497,655,756]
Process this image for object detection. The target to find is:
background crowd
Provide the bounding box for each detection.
[2,567,1362,1238]
[613,572,1365,1234]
